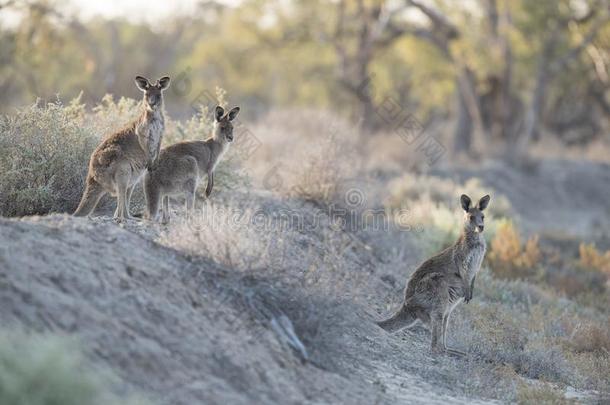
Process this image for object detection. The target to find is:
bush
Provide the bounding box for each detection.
[289,133,348,203]
[451,269,610,393]
[488,220,541,279]
[516,383,569,405]
[88,94,140,136]
[0,331,141,405]
[0,89,246,217]
[564,321,610,355]
[243,108,357,204]
[456,302,578,387]
[578,243,610,276]
[0,98,98,216]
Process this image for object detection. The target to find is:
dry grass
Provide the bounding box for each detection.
[516,383,571,405]
[451,270,610,393]
[243,108,358,204]
[156,194,370,299]
[563,320,610,355]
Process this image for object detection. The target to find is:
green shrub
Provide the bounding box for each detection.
[0,331,140,405]
[0,98,98,216]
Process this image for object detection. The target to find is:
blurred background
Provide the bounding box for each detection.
[0,0,608,161]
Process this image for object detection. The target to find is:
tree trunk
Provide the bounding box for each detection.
[513,35,555,159]
[452,67,481,156]
[453,78,473,155]
[522,63,548,145]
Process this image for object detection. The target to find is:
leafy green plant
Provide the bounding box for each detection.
[0,98,98,216]
[0,331,143,405]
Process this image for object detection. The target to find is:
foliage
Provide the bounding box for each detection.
[578,243,610,275]
[488,220,542,279]
[0,98,97,216]
[0,330,143,405]
[0,0,607,151]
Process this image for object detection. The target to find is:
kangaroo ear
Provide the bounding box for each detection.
[460,194,472,212]
[135,76,150,91]
[157,76,170,90]
[214,106,225,122]
[478,195,490,211]
[227,107,240,121]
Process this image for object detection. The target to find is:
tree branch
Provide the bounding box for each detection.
[406,0,459,39]
[550,14,610,73]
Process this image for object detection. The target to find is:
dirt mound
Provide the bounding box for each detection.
[0,214,497,404]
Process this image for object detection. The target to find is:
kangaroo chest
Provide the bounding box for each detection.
[147,115,164,157]
[207,143,229,173]
[149,117,164,145]
[456,238,486,282]
[136,111,165,158]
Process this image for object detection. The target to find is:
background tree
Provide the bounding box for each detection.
[0,0,607,160]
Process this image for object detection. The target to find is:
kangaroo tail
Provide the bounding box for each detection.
[73,176,105,217]
[377,304,418,333]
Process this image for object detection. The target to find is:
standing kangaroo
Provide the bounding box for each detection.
[378,194,491,356]
[73,75,170,219]
[143,105,240,223]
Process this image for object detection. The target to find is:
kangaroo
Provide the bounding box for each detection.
[143,105,240,223]
[377,194,490,356]
[73,75,170,219]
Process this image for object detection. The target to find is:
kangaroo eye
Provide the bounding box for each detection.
[481,215,485,219]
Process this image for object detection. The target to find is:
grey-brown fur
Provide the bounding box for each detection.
[73,75,170,219]
[378,194,491,356]
[143,105,240,223]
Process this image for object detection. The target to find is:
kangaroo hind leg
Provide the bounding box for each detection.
[114,169,131,220]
